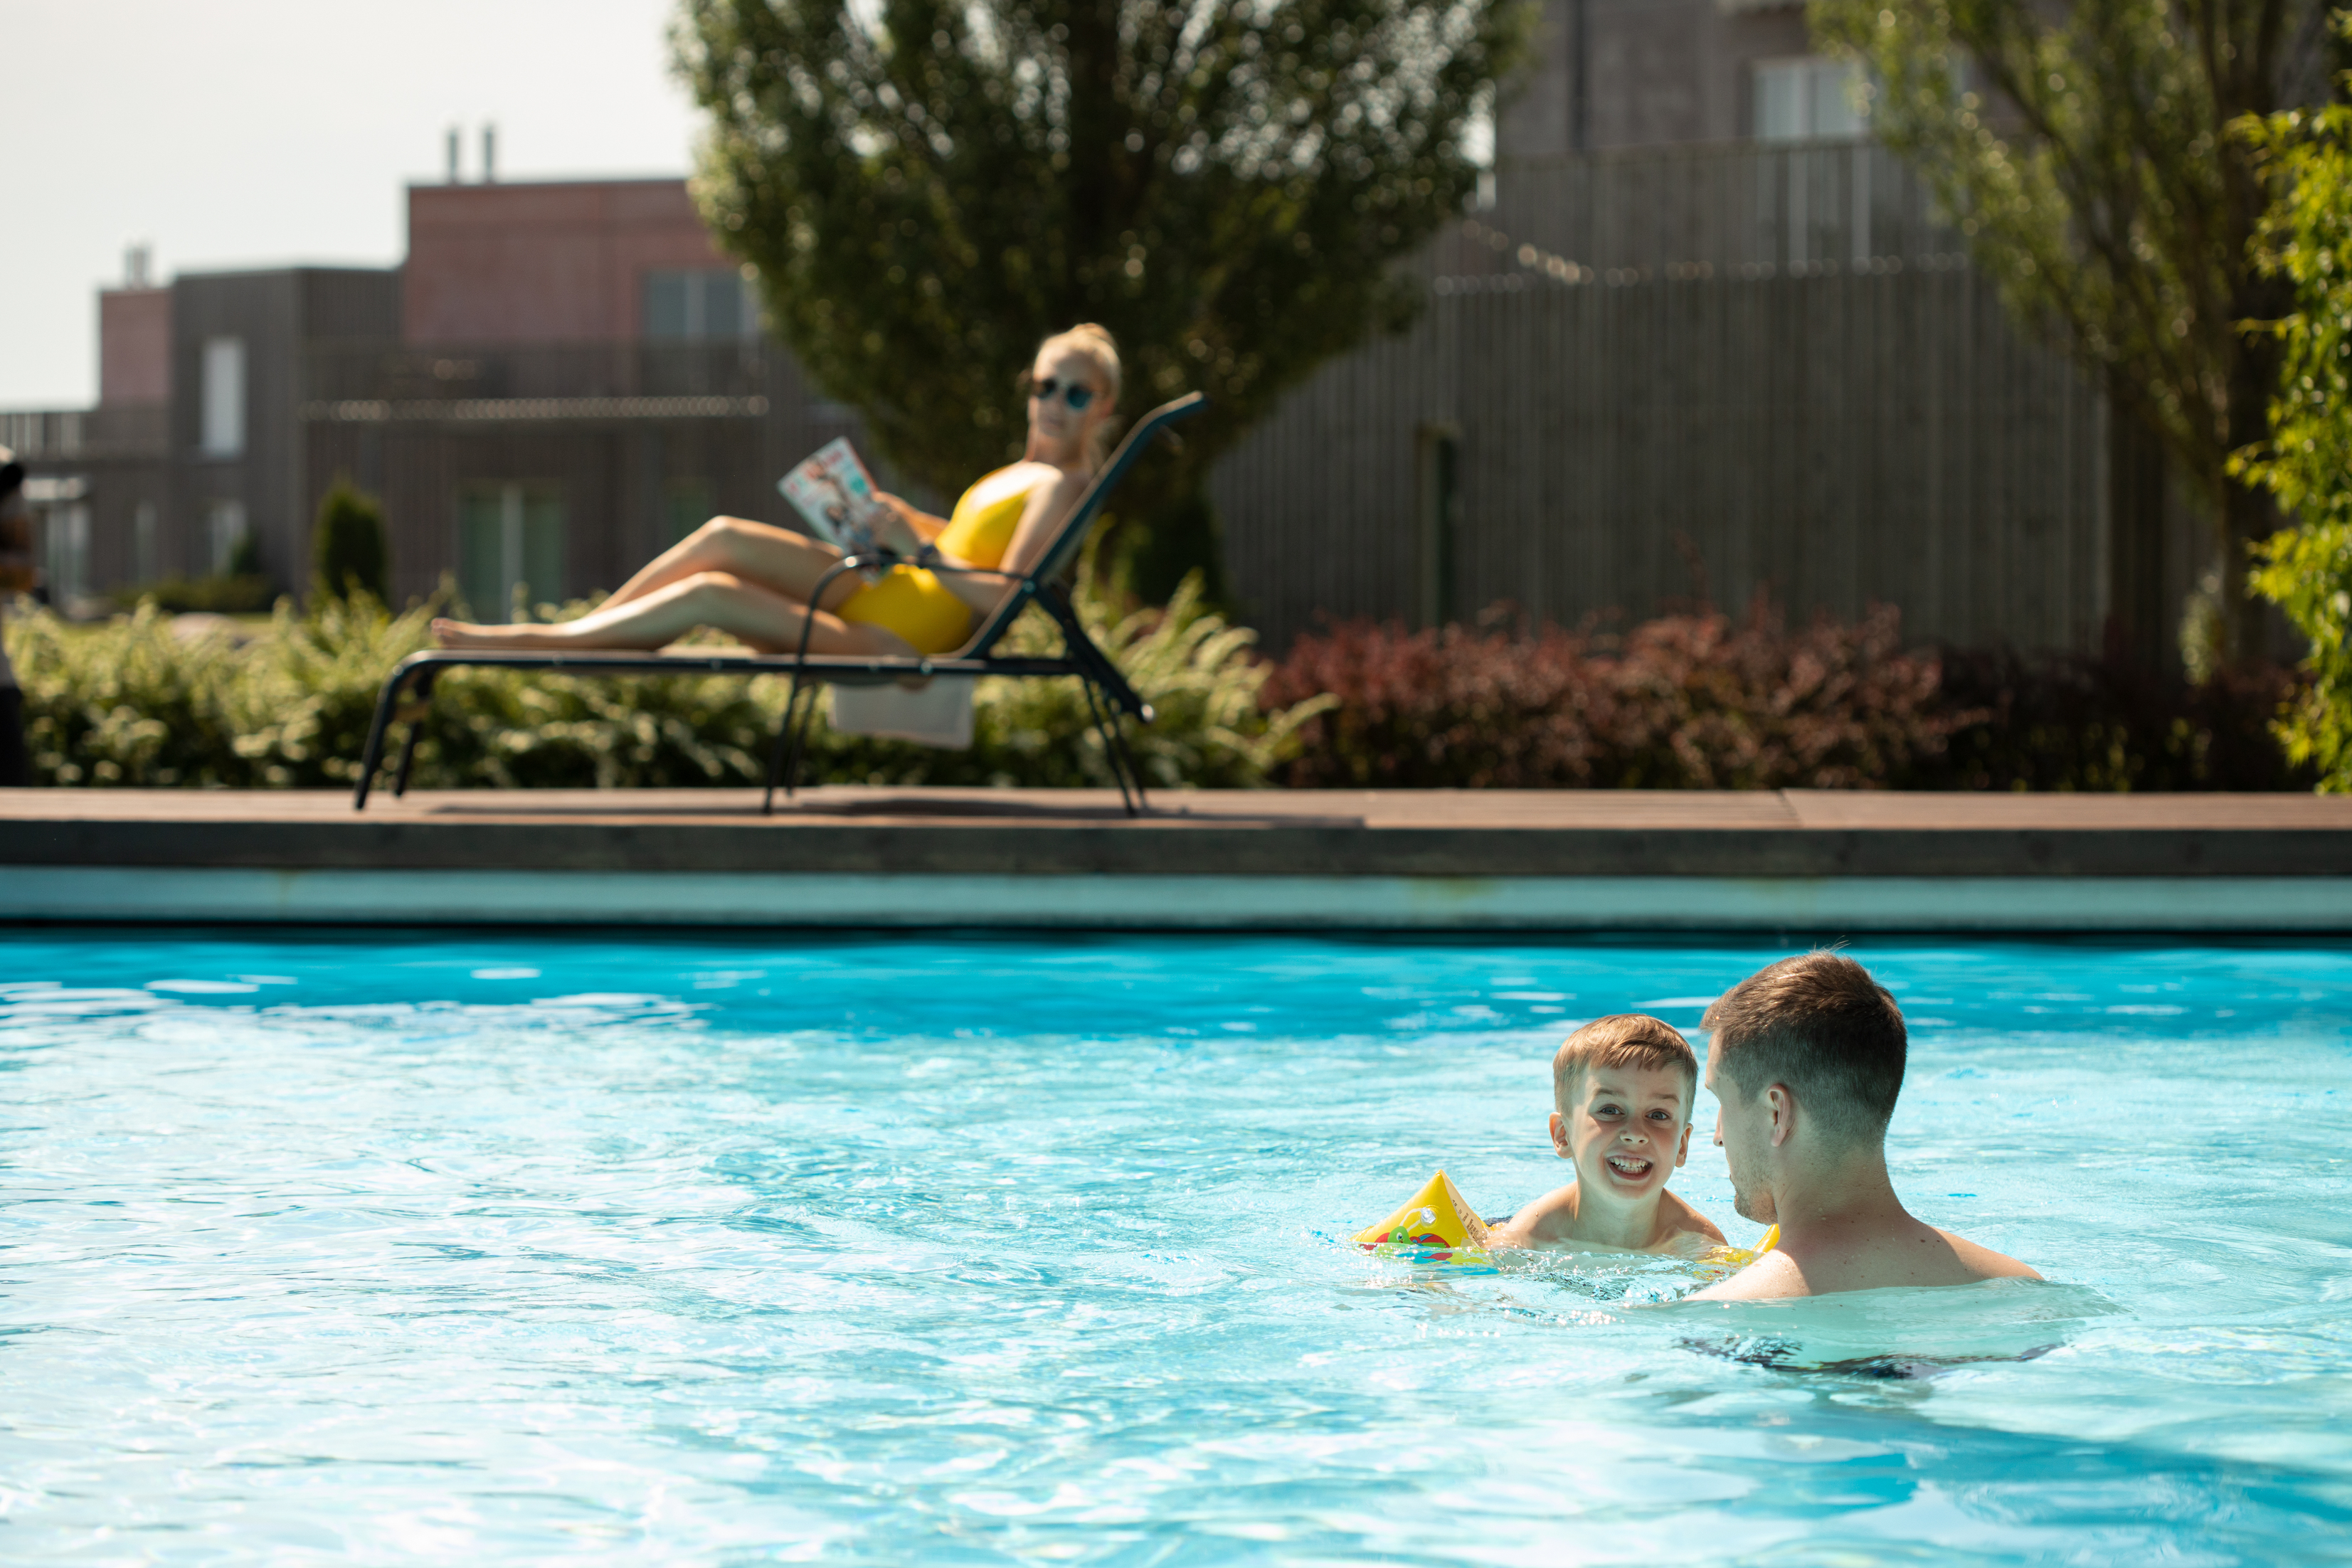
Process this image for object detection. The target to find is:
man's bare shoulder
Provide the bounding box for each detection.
[1935,1228,2043,1281]
[1688,1249,1804,1301]
[1689,1226,2041,1301]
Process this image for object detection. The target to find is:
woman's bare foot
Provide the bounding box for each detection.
[431,618,581,650]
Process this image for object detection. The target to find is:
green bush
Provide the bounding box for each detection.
[2237,85,2352,791]
[6,576,1323,790]
[110,575,278,615]
[312,479,389,603]
[1261,601,2306,792]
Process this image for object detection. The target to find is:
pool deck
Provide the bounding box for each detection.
[6,786,2351,931]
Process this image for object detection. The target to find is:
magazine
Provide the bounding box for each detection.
[776,438,893,569]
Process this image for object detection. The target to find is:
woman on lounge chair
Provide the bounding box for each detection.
[431,324,1123,657]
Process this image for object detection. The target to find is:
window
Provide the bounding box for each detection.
[1752,58,1865,142]
[206,499,247,575]
[41,503,90,603]
[643,270,759,340]
[458,482,565,615]
[201,337,245,457]
[133,501,158,583]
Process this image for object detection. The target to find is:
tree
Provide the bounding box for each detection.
[2236,74,2352,789]
[312,477,388,604]
[674,0,1530,601]
[1813,0,2336,664]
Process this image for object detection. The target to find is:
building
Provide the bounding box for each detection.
[8,176,851,618]
[1498,0,1881,157]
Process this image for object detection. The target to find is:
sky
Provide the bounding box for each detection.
[4,0,702,408]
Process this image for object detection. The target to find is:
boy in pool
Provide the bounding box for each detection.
[1484,1015,1727,1257]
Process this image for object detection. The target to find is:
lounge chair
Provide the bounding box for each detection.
[350,391,1206,817]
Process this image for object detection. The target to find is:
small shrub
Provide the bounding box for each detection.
[312,478,389,603]
[1263,596,1964,790]
[1929,640,2307,792]
[110,575,278,615]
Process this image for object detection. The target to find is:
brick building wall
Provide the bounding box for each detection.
[403,180,741,344]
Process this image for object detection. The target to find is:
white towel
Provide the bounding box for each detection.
[828,678,975,749]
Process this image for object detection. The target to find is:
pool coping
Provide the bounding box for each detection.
[7,787,2351,931]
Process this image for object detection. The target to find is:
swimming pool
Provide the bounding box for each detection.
[4,931,2348,1563]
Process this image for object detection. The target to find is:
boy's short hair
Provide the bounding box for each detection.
[1553,1015,1699,1117]
[1701,951,1906,1146]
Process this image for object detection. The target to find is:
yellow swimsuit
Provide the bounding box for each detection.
[835,467,1041,655]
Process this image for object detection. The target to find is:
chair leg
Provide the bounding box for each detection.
[1109,706,1149,816]
[390,671,435,798]
[1080,676,1139,818]
[351,666,410,811]
[763,676,798,815]
[764,672,818,815]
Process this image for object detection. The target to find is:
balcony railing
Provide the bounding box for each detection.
[302,340,788,407]
[0,405,168,460]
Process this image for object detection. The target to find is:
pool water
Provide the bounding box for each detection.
[4,932,2350,1564]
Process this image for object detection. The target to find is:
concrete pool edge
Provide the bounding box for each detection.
[9,866,2350,931]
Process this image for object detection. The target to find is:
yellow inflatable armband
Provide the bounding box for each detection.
[1696,1223,1781,1276]
[1354,1169,1491,1261]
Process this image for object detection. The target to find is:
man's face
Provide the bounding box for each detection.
[1551,1064,1692,1202]
[1706,1053,1775,1224]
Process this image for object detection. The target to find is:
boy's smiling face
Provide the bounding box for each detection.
[1550,1064,1694,1200]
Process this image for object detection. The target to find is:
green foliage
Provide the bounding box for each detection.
[673,0,1532,593]
[312,477,389,603]
[1813,0,2329,655]
[109,575,277,615]
[1264,602,2307,791]
[7,578,1320,791]
[2235,78,2352,790]
[226,531,264,581]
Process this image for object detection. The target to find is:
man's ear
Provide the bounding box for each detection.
[1549,1111,1571,1158]
[1766,1084,1794,1148]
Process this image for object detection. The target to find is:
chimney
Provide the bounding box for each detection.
[446,126,460,184]
[482,123,497,184]
[124,244,152,290]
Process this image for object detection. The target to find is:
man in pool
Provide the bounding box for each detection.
[1690,951,2041,1300]
[1484,1015,1728,1256]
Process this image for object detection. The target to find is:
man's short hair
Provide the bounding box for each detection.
[1702,952,1906,1145]
[1553,1014,1699,1117]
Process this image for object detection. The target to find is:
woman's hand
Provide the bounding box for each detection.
[872,494,943,560]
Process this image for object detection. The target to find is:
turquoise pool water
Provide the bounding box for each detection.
[4,932,2348,1564]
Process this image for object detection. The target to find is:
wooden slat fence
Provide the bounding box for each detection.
[1217,143,2111,655]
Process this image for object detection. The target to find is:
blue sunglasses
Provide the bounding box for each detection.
[1029,376,1097,411]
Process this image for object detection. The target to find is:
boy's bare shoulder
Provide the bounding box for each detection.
[1483,1182,1577,1249]
[1660,1190,1726,1247]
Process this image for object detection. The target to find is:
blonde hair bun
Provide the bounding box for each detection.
[1039,322,1121,396]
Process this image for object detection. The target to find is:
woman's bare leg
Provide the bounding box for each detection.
[601,517,859,613]
[433,571,913,656]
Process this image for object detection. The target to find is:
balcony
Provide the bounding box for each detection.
[300,341,790,426]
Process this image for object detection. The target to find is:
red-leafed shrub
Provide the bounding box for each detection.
[1262,598,2310,792]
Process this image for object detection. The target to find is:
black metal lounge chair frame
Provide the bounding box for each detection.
[350,391,1206,817]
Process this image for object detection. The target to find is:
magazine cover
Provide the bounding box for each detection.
[776,438,889,561]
